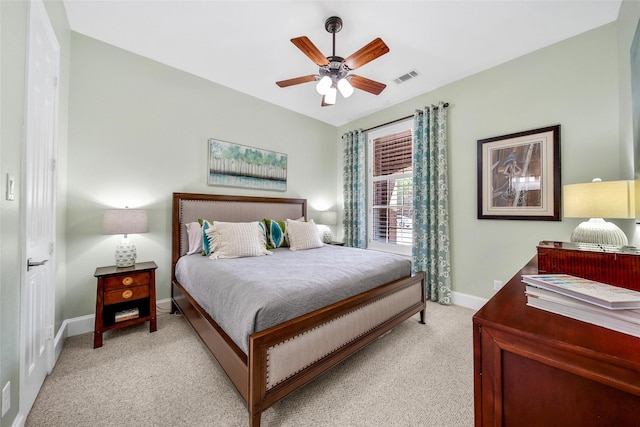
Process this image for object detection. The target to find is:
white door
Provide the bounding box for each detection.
[20,0,59,417]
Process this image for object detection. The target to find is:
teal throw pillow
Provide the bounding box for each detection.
[263,218,288,249]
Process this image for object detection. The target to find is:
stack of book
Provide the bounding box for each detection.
[115,307,139,323]
[522,274,640,338]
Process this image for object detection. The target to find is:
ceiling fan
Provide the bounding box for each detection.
[276,16,389,106]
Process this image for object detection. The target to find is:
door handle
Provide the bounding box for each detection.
[27,258,48,271]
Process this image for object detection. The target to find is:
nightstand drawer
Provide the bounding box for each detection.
[104,271,150,291]
[104,285,149,305]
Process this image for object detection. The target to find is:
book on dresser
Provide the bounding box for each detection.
[522,274,640,310]
[525,285,640,338]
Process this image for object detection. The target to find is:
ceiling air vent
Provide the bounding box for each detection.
[394,70,420,85]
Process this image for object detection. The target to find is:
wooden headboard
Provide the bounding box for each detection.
[171,192,307,276]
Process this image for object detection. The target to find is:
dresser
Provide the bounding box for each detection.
[473,255,640,426]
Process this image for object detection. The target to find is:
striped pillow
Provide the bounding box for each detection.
[205,221,272,259]
[286,219,324,251]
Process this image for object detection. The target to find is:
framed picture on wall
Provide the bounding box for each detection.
[208,139,287,191]
[477,125,561,221]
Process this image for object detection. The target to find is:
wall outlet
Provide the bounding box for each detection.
[2,381,10,416]
[493,280,503,291]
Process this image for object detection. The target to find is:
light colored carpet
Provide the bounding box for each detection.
[26,301,475,426]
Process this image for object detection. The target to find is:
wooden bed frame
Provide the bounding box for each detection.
[171,192,426,426]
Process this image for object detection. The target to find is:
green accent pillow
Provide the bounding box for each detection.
[198,219,214,255]
[263,218,288,249]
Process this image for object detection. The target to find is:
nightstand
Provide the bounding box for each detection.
[93,261,158,348]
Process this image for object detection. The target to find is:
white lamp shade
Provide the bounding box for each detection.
[563,179,635,247]
[563,180,635,219]
[103,208,148,267]
[103,209,148,235]
[319,211,338,225]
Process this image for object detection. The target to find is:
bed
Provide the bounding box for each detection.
[171,192,426,426]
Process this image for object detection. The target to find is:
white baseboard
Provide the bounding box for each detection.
[54,298,174,343]
[451,291,488,311]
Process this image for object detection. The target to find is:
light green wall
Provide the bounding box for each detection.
[1,0,69,424]
[65,33,338,319]
[338,22,625,299]
[617,2,640,178]
[1,2,29,424]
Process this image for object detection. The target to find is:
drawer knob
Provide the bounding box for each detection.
[122,277,133,286]
[122,290,133,299]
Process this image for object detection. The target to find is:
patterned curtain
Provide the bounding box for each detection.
[412,103,452,304]
[342,130,367,248]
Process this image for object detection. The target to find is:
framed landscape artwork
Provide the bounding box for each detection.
[208,139,287,191]
[477,125,561,221]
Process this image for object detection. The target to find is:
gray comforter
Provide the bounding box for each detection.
[174,245,411,354]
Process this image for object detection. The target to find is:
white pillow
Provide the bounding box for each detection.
[185,222,203,255]
[205,221,272,259]
[316,224,333,243]
[286,219,324,251]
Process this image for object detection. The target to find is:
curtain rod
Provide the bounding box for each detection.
[362,103,449,133]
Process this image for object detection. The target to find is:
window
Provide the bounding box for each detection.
[367,120,413,255]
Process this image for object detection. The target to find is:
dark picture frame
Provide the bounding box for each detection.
[477,125,561,220]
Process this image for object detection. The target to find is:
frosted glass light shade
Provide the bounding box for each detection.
[337,78,354,98]
[316,76,332,95]
[324,87,337,105]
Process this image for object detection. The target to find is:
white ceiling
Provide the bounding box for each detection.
[63,0,622,127]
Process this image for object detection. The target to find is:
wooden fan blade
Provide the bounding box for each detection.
[276,75,318,88]
[344,38,389,70]
[349,75,387,95]
[291,36,329,66]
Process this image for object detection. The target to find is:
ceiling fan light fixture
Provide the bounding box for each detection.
[324,86,337,105]
[276,16,389,106]
[316,76,332,95]
[337,78,354,98]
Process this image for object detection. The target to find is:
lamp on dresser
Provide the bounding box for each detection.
[103,207,148,267]
[563,178,635,247]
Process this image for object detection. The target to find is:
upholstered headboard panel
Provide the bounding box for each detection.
[171,193,307,267]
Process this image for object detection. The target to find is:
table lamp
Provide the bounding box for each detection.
[318,210,338,243]
[563,179,635,247]
[103,207,148,267]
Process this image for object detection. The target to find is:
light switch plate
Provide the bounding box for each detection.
[2,381,10,416]
[6,174,15,201]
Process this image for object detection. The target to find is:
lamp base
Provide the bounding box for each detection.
[115,237,137,267]
[570,218,628,247]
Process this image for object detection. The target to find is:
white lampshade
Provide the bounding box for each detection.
[319,210,338,225]
[103,208,148,267]
[337,78,354,98]
[316,76,332,95]
[563,179,635,246]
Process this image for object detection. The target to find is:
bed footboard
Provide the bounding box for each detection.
[247,271,426,427]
